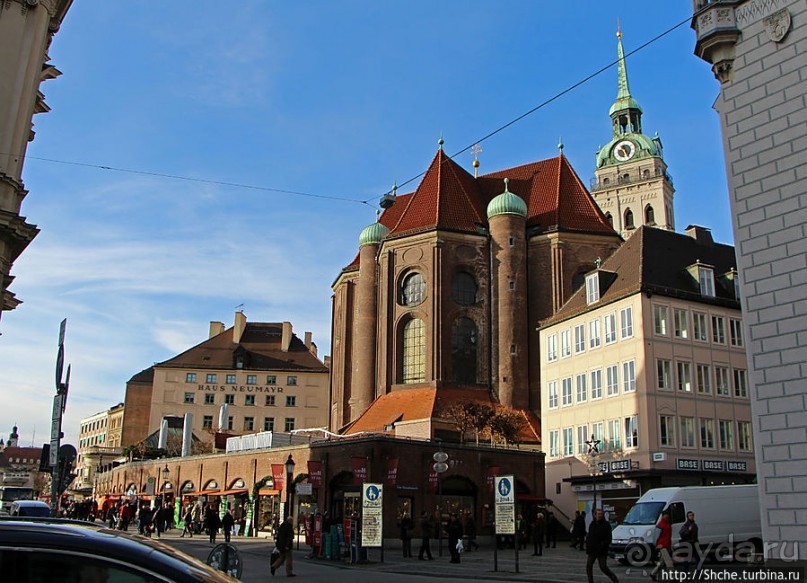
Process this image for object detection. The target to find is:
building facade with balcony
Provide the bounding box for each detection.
[539,226,754,523]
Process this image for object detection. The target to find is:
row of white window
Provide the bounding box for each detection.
[202,415,295,432]
[653,306,743,347]
[546,360,747,408]
[186,372,298,385]
[547,417,753,458]
[547,307,634,361]
[656,360,747,397]
[546,361,636,407]
[183,393,296,407]
[546,307,744,362]
[548,416,638,457]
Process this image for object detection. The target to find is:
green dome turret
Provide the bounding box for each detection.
[358,220,389,246]
[487,178,527,219]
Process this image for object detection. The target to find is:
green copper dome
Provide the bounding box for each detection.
[487,178,527,219]
[358,221,389,246]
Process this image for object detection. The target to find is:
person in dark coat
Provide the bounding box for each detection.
[532,509,546,556]
[205,506,221,545]
[447,513,464,564]
[398,512,413,557]
[573,511,588,550]
[586,508,619,583]
[222,509,235,543]
[181,505,194,538]
[271,516,295,577]
[546,511,558,548]
[418,511,434,560]
[679,511,700,573]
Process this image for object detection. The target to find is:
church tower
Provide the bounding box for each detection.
[591,30,675,238]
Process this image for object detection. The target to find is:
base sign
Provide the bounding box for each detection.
[361,483,383,547]
[494,475,515,535]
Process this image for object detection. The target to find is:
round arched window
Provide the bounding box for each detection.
[400,272,425,306]
[451,272,477,305]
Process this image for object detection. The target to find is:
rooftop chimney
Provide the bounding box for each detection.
[209,321,225,339]
[304,331,312,349]
[685,225,713,246]
[281,321,293,352]
[233,311,247,344]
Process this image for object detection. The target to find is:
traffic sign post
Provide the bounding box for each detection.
[494,475,518,573]
[361,483,383,547]
[50,319,70,516]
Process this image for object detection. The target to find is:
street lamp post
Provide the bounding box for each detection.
[432,440,449,557]
[284,454,295,522]
[585,439,602,511]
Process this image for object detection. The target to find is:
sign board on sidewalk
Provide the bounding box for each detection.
[494,475,516,535]
[361,483,383,547]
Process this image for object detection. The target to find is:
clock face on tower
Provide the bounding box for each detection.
[613,140,636,162]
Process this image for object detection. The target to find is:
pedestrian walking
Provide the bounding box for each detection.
[546,511,558,548]
[678,511,700,573]
[447,513,464,564]
[181,505,194,538]
[572,511,587,551]
[398,511,413,558]
[222,509,235,543]
[532,509,546,556]
[650,510,673,580]
[205,506,221,545]
[418,511,434,560]
[586,508,620,583]
[271,516,296,577]
[517,513,529,550]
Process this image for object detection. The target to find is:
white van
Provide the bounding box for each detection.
[9,500,51,517]
[609,485,761,564]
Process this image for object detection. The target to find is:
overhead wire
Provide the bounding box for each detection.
[11,11,697,209]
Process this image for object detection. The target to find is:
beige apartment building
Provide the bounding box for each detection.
[74,403,124,496]
[540,225,754,523]
[122,312,330,449]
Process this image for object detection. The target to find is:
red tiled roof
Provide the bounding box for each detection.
[344,387,540,444]
[388,150,486,237]
[341,151,615,271]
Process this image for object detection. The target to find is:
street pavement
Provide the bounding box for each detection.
[158,530,663,582]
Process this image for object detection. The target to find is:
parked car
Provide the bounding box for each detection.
[609,484,761,565]
[0,517,238,582]
[8,501,50,517]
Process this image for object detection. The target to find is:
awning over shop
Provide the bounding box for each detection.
[258,488,280,496]
[184,489,221,497]
[218,488,249,496]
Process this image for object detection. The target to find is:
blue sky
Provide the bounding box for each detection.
[0,1,731,447]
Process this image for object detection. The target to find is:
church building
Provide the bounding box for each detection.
[329,143,622,438]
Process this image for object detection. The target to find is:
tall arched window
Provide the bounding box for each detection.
[402,319,426,383]
[451,272,477,305]
[451,317,477,384]
[605,212,613,228]
[645,204,655,225]
[399,272,425,306]
[624,208,635,229]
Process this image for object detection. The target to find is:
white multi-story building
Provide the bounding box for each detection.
[540,226,754,522]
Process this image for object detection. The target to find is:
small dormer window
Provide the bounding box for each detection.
[586,273,600,305]
[699,266,715,297]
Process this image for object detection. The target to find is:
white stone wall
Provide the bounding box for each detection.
[706,0,807,562]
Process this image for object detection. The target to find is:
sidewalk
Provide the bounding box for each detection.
[306,542,653,583]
